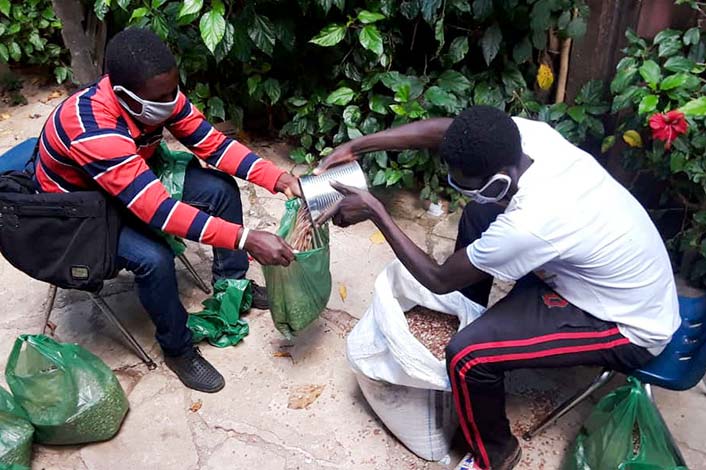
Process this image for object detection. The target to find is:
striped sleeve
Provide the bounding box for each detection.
[166,93,285,192]
[69,131,241,249]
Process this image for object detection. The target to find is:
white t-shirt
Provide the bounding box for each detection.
[467,117,681,350]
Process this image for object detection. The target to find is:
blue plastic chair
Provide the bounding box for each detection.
[523,291,706,465]
[0,139,211,369]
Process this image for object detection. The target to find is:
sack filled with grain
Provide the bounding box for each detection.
[346,260,486,461]
[0,386,33,468]
[5,335,128,445]
[263,198,331,339]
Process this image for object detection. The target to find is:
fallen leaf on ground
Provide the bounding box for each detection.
[369,230,385,244]
[338,283,347,302]
[28,113,42,119]
[288,384,325,409]
[273,351,292,358]
[48,90,63,100]
[0,113,10,121]
[189,400,202,412]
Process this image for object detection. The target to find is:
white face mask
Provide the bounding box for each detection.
[113,85,179,126]
[447,173,512,204]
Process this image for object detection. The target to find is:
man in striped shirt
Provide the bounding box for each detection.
[37,28,301,392]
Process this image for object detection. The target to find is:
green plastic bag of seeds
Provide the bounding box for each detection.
[0,386,33,467]
[564,377,687,470]
[150,142,193,256]
[188,278,252,347]
[5,335,129,445]
[263,199,332,339]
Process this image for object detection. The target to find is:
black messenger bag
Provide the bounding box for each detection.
[0,172,121,291]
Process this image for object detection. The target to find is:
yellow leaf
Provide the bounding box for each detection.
[536,64,554,91]
[338,283,347,302]
[189,400,203,412]
[0,113,10,121]
[622,130,643,148]
[287,384,325,410]
[48,90,63,100]
[369,230,385,244]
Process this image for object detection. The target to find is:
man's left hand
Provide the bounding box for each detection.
[275,173,302,199]
[315,181,380,227]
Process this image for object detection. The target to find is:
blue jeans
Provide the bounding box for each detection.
[116,163,248,356]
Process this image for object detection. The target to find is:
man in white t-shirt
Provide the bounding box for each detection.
[315,106,681,470]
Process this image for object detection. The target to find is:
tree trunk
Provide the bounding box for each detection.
[52,0,107,85]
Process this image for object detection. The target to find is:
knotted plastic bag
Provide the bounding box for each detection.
[0,386,33,467]
[263,199,331,339]
[188,278,251,347]
[564,377,687,470]
[5,335,128,445]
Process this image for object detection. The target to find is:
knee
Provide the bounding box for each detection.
[206,174,241,214]
[132,243,175,278]
[445,327,497,383]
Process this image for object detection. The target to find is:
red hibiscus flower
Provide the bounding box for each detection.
[649,110,688,149]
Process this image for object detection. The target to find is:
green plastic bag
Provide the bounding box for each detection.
[263,199,332,339]
[0,464,30,470]
[564,377,687,470]
[188,279,252,347]
[150,142,193,256]
[0,386,33,467]
[5,335,129,445]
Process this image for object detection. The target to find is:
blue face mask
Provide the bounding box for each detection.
[447,173,512,204]
[113,85,179,126]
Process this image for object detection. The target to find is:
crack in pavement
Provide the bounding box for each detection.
[213,423,343,469]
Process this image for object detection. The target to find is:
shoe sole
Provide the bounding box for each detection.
[498,443,523,470]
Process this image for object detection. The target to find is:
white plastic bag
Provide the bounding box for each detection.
[346,260,485,461]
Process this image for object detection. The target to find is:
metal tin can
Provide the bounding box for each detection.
[299,161,368,223]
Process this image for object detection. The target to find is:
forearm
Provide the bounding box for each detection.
[348,118,453,155]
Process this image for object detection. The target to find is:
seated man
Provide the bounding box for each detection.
[317,106,680,470]
[36,28,300,393]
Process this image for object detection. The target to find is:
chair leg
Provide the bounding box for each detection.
[643,384,687,466]
[89,294,157,370]
[40,285,58,335]
[523,369,616,441]
[176,253,211,295]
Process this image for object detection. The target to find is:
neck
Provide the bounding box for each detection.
[516,153,533,178]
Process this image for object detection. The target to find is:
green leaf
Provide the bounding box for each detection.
[664,56,696,73]
[654,29,681,44]
[359,25,384,55]
[54,66,69,83]
[343,105,362,126]
[449,0,470,13]
[394,83,411,103]
[360,115,381,134]
[398,150,417,167]
[263,78,281,104]
[214,22,235,63]
[247,76,260,96]
[434,18,445,53]
[0,0,10,17]
[659,39,683,58]
[448,36,469,64]
[680,97,706,116]
[670,152,687,173]
[152,15,169,40]
[0,44,7,62]
[358,10,386,23]
[481,23,502,66]
[288,97,308,107]
[639,60,661,88]
[660,73,690,91]
[424,86,460,112]
[200,10,226,54]
[375,151,388,168]
[310,24,347,47]
[8,41,20,61]
[348,126,363,140]
[400,0,421,19]
[513,36,532,63]
[437,70,472,93]
[152,0,168,8]
[565,18,587,39]
[530,0,551,31]
[567,106,586,123]
[207,96,225,121]
[472,0,493,20]
[610,66,637,94]
[502,67,527,94]
[94,0,110,20]
[179,0,203,18]
[601,135,616,153]
[373,169,387,186]
[421,0,442,24]
[473,82,505,108]
[575,80,604,105]
[249,14,276,56]
[369,95,392,114]
[557,11,571,30]
[638,94,658,115]
[130,7,149,22]
[386,169,403,186]
[326,87,355,106]
[28,32,44,51]
[684,27,700,46]
[611,86,645,113]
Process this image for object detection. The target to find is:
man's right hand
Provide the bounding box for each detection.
[242,230,295,266]
[313,143,356,175]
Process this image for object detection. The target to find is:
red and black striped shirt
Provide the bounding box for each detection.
[37,76,285,249]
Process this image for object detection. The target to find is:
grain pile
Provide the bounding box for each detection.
[405,306,460,360]
[287,204,324,251]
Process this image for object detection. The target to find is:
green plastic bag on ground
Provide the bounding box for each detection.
[4,335,129,445]
[150,142,193,256]
[0,386,33,467]
[564,377,687,470]
[188,279,251,347]
[263,199,332,339]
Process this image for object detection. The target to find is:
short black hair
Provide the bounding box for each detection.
[105,28,176,91]
[439,106,522,178]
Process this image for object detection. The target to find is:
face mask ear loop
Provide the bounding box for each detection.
[113,85,145,116]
